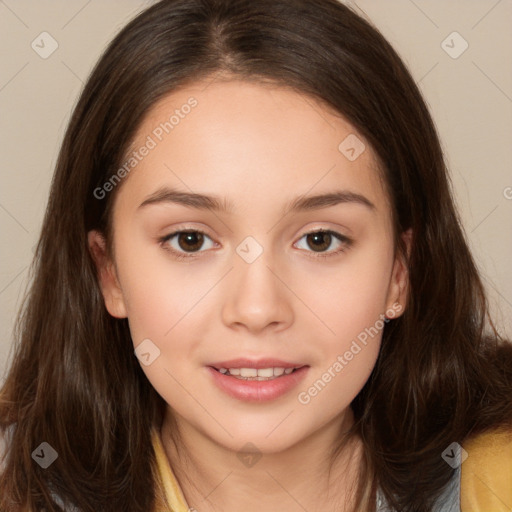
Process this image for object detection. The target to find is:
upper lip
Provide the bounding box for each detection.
[209,358,306,370]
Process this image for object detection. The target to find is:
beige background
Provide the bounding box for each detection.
[1,0,511,382]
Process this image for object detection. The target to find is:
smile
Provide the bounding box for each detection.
[208,363,309,402]
[216,366,300,380]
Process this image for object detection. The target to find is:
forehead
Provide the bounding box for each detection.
[115,78,390,218]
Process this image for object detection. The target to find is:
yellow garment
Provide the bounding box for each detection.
[151,427,190,512]
[461,428,512,512]
[150,425,512,512]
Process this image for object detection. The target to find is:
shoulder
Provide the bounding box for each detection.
[461,427,512,512]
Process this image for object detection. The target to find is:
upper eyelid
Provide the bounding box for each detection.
[161,226,349,239]
[162,222,350,236]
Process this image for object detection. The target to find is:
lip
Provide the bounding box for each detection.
[209,358,303,370]
[207,364,309,402]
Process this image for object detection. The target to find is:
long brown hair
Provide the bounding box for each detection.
[1,0,511,510]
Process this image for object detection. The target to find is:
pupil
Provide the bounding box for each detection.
[178,232,204,252]
[308,232,330,252]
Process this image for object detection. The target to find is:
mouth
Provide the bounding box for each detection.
[207,361,310,402]
[211,365,305,381]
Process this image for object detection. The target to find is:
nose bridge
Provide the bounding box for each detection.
[220,234,294,332]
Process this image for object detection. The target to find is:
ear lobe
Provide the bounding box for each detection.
[385,228,412,319]
[87,230,127,319]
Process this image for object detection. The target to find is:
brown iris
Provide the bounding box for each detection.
[306,232,332,252]
[177,231,204,252]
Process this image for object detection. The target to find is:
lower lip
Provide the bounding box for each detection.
[207,366,309,402]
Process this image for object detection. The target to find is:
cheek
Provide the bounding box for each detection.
[296,340,380,424]
[114,242,221,405]
[295,283,386,416]
[294,237,393,345]
[292,239,392,400]
[114,236,208,344]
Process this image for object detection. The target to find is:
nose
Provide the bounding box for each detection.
[220,247,295,334]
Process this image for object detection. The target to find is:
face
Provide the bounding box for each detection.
[89,78,409,454]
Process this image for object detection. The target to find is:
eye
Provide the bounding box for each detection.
[159,228,352,261]
[159,229,215,259]
[294,229,352,259]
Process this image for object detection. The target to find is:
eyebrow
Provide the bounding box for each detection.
[137,187,376,213]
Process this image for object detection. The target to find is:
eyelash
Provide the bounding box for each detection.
[158,228,353,261]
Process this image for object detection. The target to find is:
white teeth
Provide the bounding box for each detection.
[256,368,274,378]
[240,368,258,377]
[217,367,299,379]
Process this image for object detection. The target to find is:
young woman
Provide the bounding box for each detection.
[1,1,511,511]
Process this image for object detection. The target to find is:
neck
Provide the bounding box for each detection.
[160,407,367,512]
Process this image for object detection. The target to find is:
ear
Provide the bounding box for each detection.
[87,230,127,319]
[384,228,412,319]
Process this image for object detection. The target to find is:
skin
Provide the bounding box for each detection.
[89,77,411,512]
